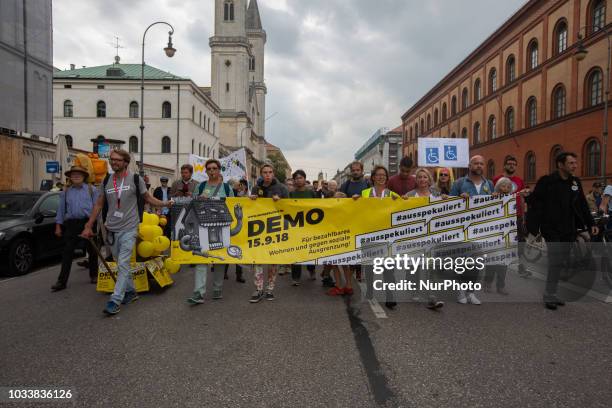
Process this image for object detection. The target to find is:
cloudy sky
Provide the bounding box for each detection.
[53,0,526,179]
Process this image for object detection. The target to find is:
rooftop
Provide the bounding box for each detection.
[53,63,185,81]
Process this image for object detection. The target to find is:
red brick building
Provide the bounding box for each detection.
[401,0,611,186]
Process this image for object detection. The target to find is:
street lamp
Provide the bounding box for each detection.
[575,27,610,184]
[140,22,176,177]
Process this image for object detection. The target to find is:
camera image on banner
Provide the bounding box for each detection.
[169,195,518,265]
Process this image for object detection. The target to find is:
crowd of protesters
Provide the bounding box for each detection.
[49,148,600,315]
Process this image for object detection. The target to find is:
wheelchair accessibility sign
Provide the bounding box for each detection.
[418,137,469,168]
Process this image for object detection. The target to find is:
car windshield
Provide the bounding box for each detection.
[0,195,40,216]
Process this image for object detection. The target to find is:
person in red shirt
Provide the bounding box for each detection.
[493,155,531,277]
[388,157,416,196]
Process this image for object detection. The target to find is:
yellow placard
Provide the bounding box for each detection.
[96,262,150,293]
[145,258,174,288]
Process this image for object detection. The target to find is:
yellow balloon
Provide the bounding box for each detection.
[164,258,180,274]
[139,225,157,241]
[137,241,155,258]
[145,213,160,226]
[153,236,170,252]
[159,217,167,227]
[142,212,151,224]
[151,225,163,239]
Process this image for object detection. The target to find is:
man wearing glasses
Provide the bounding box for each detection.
[187,159,235,304]
[82,149,173,316]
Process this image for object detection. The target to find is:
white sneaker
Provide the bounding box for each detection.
[457,290,468,304]
[467,292,481,305]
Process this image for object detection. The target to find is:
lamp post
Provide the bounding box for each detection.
[140,22,176,177]
[575,26,610,184]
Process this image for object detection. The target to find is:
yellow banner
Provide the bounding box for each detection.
[145,258,174,288]
[170,195,517,265]
[96,262,150,293]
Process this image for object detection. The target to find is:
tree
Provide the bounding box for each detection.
[268,152,289,183]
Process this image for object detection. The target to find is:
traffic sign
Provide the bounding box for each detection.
[46,161,60,174]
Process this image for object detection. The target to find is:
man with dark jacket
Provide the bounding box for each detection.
[249,164,289,303]
[527,152,597,310]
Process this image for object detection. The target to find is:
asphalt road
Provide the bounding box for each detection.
[1,262,612,408]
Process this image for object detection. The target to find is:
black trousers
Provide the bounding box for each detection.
[56,219,98,284]
[291,265,315,281]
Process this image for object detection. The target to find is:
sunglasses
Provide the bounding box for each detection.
[440,173,449,177]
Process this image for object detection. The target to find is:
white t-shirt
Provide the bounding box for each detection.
[473,182,483,194]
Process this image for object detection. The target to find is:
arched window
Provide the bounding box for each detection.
[489,68,497,94]
[65,135,73,147]
[587,68,604,107]
[427,114,431,130]
[527,39,538,71]
[442,103,447,121]
[462,88,469,110]
[554,19,568,55]
[224,0,235,21]
[208,118,211,130]
[207,147,211,157]
[213,122,216,135]
[96,100,106,118]
[162,101,172,118]
[525,151,537,182]
[552,84,566,119]
[473,122,481,145]
[199,143,203,156]
[505,107,515,134]
[63,100,73,117]
[474,79,481,103]
[506,55,516,84]
[461,127,468,138]
[191,139,194,154]
[129,101,139,118]
[526,97,537,128]
[487,160,495,179]
[161,136,171,154]
[585,139,601,176]
[451,96,457,116]
[415,123,419,137]
[420,119,425,134]
[129,136,138,153]
[550,144,564,172]
[199,112,202,126]
[488,115,497,140]
[451,132,457,138]
[249,56,256,71]
[590,0,606,34]
[192,106,195,121]
[434,109,439,126]
[409,127,413,140]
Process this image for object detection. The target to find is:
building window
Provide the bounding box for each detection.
[97,85,105,89]
[461,127,468,138]
[489,68,497,94]
[473,122,481,145]
[487,160,495,179]
[451,96,457,116]
[192,106,195,121]
[527,40,538,71]
[420,119,425,134]
[474,79,481,103]
[525,151,537,182]
[415,123,419,137]
[587,68,604,107]
[506,55,516,84]
[226,83,230,92]
[208,118,211,130]
[552,84,567,119]
[199,112,202,127]
[161,136,171,154]
[213,122,216,135]
[207,147,211,157]
[462,88,469,110]
[427,114,431,130]
[442,103,447,121]
[526,97,537,128]
[505,107,515,134]
[96,101,106,118]
[191,139,194,154]
[585,139,601,176]
[162,101,172,118]
[488,115,497,140]
[199,143,202,156]
[409,127,413,140]
[64,84,71,89]
[550,144,564,172]
[591,0,606,34]
[224,0,235,21]
[434,109,439,126]
[451,132,456,138]
[129,136,138,153]
[249,56,256,71]
[554,19,568,55]
[65,135,73,147]
[163,86,171,90]
[63,100,73,117]
[129,101,139,118]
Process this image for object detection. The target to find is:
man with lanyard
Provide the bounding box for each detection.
[450,155,494,306]
[388,156,416,196]
[170,164,199,198]
[187,159,235,305]
[82,149,173,316]
[527,152,597,310]
[493,155,531,278]
[51,165,100,291]
[249,164,289,303]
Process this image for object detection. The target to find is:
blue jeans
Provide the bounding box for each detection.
[194,265,224,296]
[108,229,138,305]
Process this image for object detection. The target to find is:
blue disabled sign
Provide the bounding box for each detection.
[46,161,60,174]
[444,145,458,161]
[425,148,439,164]
[418,137,469,168]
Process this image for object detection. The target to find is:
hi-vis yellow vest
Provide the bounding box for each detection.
[361,188,400,199]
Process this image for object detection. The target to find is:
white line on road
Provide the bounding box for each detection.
[357,281,387,319]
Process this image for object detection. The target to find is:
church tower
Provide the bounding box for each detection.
[210,0,266,151]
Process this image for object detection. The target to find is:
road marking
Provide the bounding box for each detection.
[357,281,387,319]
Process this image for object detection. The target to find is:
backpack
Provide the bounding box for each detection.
[197,181,231,197]
[102,173,144,223]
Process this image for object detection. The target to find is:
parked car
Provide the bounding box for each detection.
[0,191,64,276]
